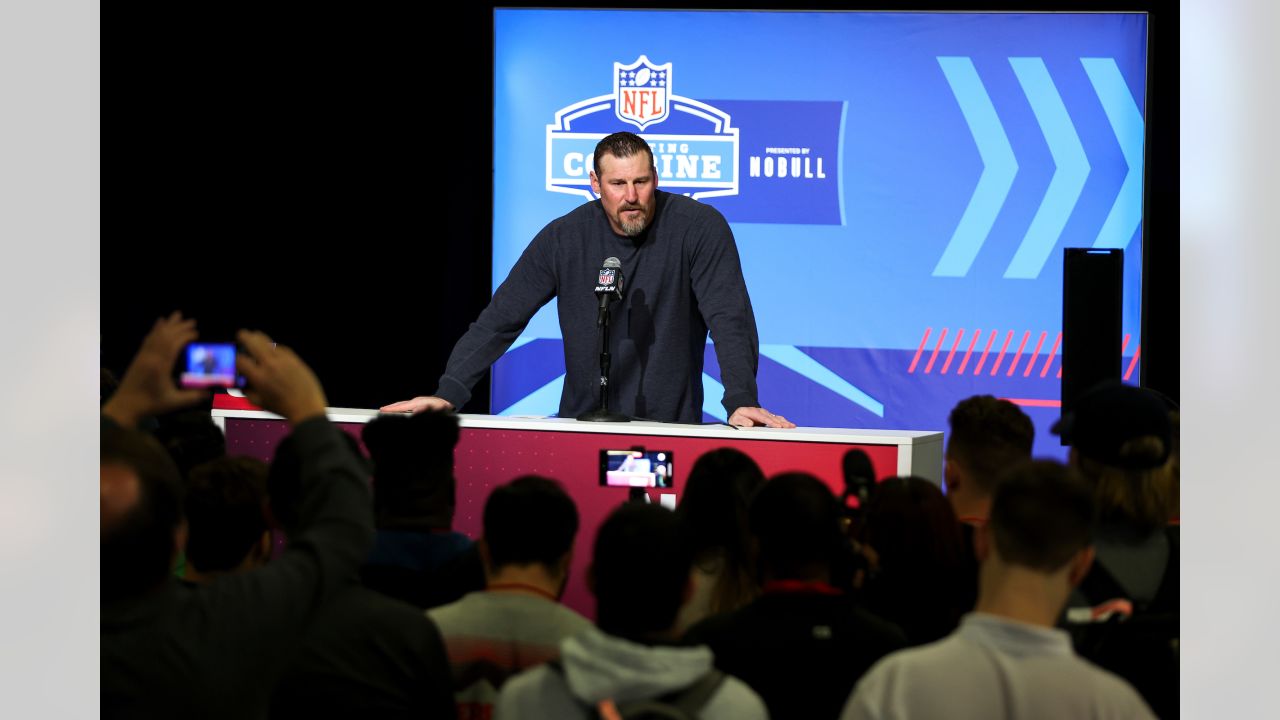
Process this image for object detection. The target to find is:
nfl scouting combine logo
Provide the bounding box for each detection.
[546,55,740,201]
[545,55,844,225]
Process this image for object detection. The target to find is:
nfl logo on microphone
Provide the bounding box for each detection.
[599,268,616,285]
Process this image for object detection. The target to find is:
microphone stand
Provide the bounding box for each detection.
[577,300,631,422]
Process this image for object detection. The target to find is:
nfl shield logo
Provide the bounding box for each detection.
[599,268,616,285]
[614,55,671,131]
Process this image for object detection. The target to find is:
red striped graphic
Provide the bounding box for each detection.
[941,329,965,374]
[212,394,261,411]
[924,328,949,374]
[1024,331,1048,377]
[990,330,1015,376]
[1004,398,1062,408]
[1124,344,1141,381]
[1006,331,1032,376]
[957,329,982,375]
[1040,332,1062,377]
[908,328,932,373]
[974,329,999,375]
[1122,333,1132,354]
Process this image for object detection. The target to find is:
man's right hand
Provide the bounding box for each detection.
[379,396,455,414]
[236,330,328,426]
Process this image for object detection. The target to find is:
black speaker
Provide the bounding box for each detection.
[1061,248,1124,437]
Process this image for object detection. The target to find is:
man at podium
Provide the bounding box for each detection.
[383,132,793,428]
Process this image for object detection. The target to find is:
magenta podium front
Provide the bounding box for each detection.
[212,406,943,619]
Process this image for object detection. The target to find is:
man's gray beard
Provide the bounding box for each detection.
[619,212,649,236]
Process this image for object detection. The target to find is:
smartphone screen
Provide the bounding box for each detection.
[600,449,674,488]
[179,342,243,388]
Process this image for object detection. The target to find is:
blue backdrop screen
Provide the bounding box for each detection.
[491,9,1148,454]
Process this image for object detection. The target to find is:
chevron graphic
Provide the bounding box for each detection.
[761,345,885,417]
[932,56,1144,278]
[497,373,565,416]
[1082,57,1145,251]
[933,57,1018,278]
[1004,58,1091,279]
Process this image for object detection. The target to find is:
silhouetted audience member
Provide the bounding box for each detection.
[101,313,374,719]
[429,475,590,718]
[841,461,1154,720]
[673,447,765,633]
[267,429,455,720]
[685,472,906,720]
[945,394,1035,609]
[945,395,1035,523]
[1054,380,1179,718]
[1054,381,1178,608]
[360,410,479,608]
[154,405,228,481]
[495,504,768,719]
[856,476,968,645]
[182,456,271,584]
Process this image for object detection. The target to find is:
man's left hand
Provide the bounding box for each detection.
[728,406,796,428]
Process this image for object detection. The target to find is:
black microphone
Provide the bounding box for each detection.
[841,448,875,505]
[594,257,624,323]
[577,256,631,422]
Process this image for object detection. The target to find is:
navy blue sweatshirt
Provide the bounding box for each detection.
[435,190,760,423]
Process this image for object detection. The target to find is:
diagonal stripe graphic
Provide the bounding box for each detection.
[1005,58,1091,279]
[925,328,949,374]
[942,329,966,375]
[958,329,982,375]
[504,335,538,354]
[497,373,565,416]
[909,328,932,374]
[761,345,885,417]
[1040,332,1062,377]
[702,373,728,422]
[1007,331,1032,376]
[1082,57,1145,251]
[933,57,1019,277]
[1025,331,1048,377]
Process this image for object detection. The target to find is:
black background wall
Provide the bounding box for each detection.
[104,1,1177,412]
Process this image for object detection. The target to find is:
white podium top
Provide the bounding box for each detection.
[211,407,943,447]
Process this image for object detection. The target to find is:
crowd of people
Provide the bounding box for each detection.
[102,314,1179,718]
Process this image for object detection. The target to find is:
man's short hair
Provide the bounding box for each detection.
[184,456,269,573]
[268,430,369,536]
[154,406,227,481]
[361,411,458,529]
[988,460,1095,572]
[592,504,692,640]
[676,447,764,559]
[750,472,846,580]
[947,395,1035,493]
[101,421,185,604]
[483,475,579,570]
[593,131,655,176]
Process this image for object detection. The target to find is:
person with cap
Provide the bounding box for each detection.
[1051,380,1178,609]
[1052,380,1179,718]
[839,460,1155,720]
